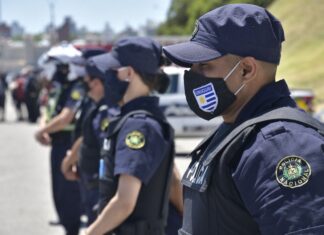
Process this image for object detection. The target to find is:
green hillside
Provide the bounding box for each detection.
[269,0,324,105]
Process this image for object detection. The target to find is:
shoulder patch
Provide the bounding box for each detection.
[100,118,109,131]
[275,155,311,189]
[125,130,145,149]
[71,90,81,100]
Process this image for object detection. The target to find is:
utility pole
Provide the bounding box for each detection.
[48,0,57,45]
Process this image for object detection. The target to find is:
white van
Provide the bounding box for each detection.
[159,66,222,137]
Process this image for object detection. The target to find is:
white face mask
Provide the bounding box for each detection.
[42,62,56,81]
[68,63,86,81]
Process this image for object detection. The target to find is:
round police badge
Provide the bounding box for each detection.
[275,155,311,188]
[125,131,145,149]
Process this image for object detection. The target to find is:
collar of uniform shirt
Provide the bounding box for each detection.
[234,80,296,125]
[120,96,159,116]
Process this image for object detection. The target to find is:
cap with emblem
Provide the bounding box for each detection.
[163,3,285,66]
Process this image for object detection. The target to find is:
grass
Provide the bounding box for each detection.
[268,0,324,106]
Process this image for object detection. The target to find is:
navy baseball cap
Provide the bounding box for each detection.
[101,36,162,74]
[163,4,285,66]
[85,52,112,80]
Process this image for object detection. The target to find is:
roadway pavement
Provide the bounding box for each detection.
[0,95,198,235]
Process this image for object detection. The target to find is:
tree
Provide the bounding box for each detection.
[157,0,274,35]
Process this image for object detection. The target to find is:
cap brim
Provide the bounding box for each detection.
[91,52,121,73]
[163,41,224,67]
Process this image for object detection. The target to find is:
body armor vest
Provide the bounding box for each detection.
[180,107,324,235]
[78,104,104,176]
[99,110,175,235]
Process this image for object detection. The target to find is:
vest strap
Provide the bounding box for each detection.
[204,107,324,166]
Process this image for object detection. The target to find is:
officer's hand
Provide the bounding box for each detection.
[63,166,79,181]
[34,130,51,146]
[61,153,79,181]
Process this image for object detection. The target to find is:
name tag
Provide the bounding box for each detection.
[182,158,213,192]
[103,139,111,151]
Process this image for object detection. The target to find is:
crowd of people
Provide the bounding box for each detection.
[0,66,41,123]
[7,3,323,235]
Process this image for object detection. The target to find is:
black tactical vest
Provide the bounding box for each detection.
[48,80,81,142]
[78,104,106,176]
[99,110,175,235]
[180,107,324,235]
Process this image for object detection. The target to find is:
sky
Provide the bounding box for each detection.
[1,0,173,34]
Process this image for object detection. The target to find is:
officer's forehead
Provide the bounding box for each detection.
[194,55,238,67]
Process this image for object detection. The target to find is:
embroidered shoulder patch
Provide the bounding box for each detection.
[71,90,81,100]
[100,118,109,131]
[275,155,311,188]
[125,131,145,149]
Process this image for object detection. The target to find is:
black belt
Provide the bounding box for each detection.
[105,220,164,235]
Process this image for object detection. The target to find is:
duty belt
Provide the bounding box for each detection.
[105,220,165,235]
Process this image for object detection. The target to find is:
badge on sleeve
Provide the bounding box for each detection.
[125,131,145,149]
[275,155,311,188]
[100,118,109,131]
[71,90,81,100]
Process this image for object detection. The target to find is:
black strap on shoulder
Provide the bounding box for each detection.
[203,107,324,166]
[107,110,160,138]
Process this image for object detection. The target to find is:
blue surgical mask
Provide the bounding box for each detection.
[103,70,129,107]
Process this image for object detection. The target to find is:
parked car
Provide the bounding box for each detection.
[159,66,222,137]
[290,89,315,113]
[160,66,316,137]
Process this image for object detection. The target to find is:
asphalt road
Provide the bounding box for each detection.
[0,95,197,235]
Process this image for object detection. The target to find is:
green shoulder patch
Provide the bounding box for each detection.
[71,90,81,100]
[275,155,311,189]
[125,131,145,150]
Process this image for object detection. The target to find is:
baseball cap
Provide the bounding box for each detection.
[163,4,285,66]
[101,36,162,74]
[85,53,111,80]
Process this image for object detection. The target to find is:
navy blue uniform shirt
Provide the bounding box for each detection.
[92,101,120,147]
[114,96,168,184]
[181,80,324,235]
[231,80,324,234]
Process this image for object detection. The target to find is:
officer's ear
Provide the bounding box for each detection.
[240,57,257,82]
[127,66,136,81]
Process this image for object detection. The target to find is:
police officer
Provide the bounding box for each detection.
[85,37,175,235]
[62,50,120,225]
[35,43,84,235]
[163,4,324,235]
[61,49,108,182]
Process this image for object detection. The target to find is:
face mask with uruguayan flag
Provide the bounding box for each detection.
[193,83,218,113]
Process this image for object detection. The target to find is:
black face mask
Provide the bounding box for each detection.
[184,61,243,120]
[84,81,90,93]
[104,70,129,107]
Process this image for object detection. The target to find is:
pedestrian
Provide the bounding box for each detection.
[35,43,85,235]
[85,37,178,235]
[22,65,41,123]
[0,72,7,122]
[163,3,324,235]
